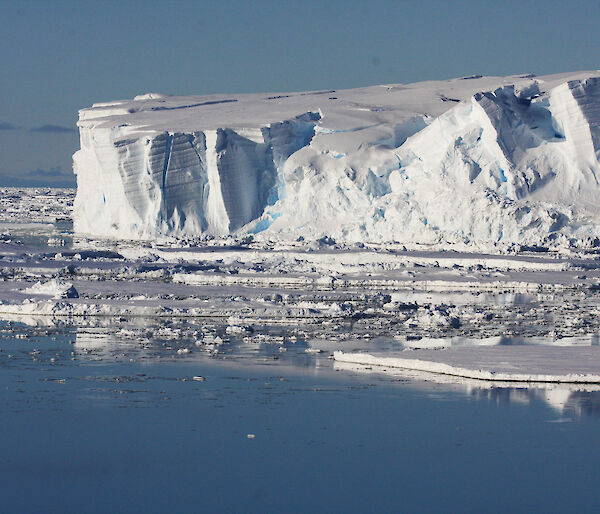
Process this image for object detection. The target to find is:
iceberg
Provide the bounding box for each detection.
[73,71,600,247]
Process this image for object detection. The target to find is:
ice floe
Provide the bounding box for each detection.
[334,346,600,383]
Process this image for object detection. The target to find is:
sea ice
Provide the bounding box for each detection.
[334,346,600,383]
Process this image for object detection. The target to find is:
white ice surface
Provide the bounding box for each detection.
[74,71,600,248]
[334,347,600,383]
[22,279,78,299]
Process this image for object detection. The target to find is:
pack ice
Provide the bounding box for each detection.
[74,71,600,247]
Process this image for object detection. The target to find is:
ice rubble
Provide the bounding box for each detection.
[22,279,79,299]
[74,71,600,246]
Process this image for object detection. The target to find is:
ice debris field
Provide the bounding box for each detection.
[5,71,600,386]
[3,185,600,387]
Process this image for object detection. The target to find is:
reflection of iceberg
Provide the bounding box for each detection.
[472,385,600,418]
[399,333,600,350]
[74,328,131,361]
[559,390,600,417]
[73,326,167,361]
[0,312,63,327]
[470,385,600,418]
[75,329,116,351]
[542,389,574,413]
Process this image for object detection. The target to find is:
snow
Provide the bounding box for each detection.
[73,71,600,248]
[334,347,600,383]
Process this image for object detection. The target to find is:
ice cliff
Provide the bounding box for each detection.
[73,71,600,247]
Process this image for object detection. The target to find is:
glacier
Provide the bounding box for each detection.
[73,70,600,247]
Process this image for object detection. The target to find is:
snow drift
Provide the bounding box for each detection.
[73,71,600,246]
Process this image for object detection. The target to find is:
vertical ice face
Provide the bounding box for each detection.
[200,115,320,234]
[130,131,213,234]
[475,86,554,165]
[203,130,229,234]
[73,126,138,236]
[74,112,320,238]
[160,132,209,233]
[211,128,275,232]
[261,112,321,203]
[73,72,600,245]
[542,78,600,205]
[567,77,600,158]
[262,112,321,168]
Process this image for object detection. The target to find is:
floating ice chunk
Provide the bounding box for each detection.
[334,346,600,383]
[23,279,79,299]
[133,93,169,101]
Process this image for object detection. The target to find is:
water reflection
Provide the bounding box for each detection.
[392,291,537,307]
[561,390,600,417]
[4,320,600,419]
[471,386,600,418]
[72,323,316,364]
[334,360,600,418]
[69,327,600,419]
[396,333,600,350]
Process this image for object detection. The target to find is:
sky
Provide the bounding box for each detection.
[1,0,599,187]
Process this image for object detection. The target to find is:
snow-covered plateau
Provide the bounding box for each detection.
[75,70,600,249]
